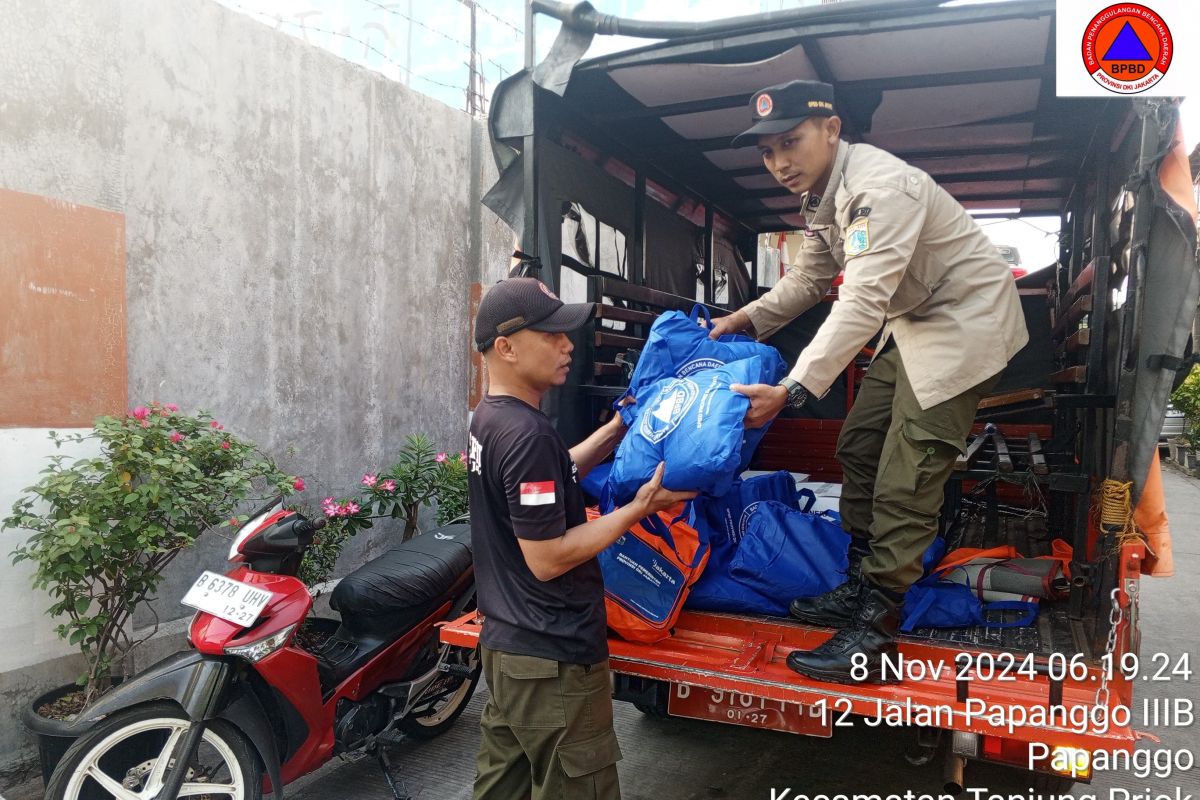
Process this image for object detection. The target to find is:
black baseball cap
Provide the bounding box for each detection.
[730,80,837,148]
[475,277,595,352]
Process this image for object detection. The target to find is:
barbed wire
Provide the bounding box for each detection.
[232,3,466,93]
[355,0,512,77]
[473,0,524,36]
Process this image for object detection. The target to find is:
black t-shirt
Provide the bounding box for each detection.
[467,393,607,665]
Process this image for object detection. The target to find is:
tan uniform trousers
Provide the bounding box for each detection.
[474,646,622,800]
[837,342,1000,592]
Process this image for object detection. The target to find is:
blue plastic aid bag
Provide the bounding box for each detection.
[619,305,787,428]
[686,490,817,616]
[728,501,850,601]
[608,358,779,502]
[920,537,947,576]
[690,473,809,561]
[900,578,1038,633]
[580,461,613,503]
[685,566,789,615]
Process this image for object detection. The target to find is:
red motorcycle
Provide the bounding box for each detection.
[45,498,479,800]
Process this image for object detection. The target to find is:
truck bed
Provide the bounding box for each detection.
[440,516,1122,748]
[914,515,1089,658]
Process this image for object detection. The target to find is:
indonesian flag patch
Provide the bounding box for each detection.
[519,481,556,506]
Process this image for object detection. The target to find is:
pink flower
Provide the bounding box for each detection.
[229,517,240,527]
[459,451,467,461]
[141,420,150,428]
[210,420,220,428]
[292,477,306,492]
[169,431,184,444]
[435,453,448,463]
[165,403,178,412]
[220,441,231,450]
[131,406,150,420]
[380,479,396,492]
[345,501,360,515]
[361,473,378,487]
[321,497,337,516]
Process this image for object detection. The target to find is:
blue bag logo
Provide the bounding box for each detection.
[640,378,699,444]
[737,501,762,540]
[678,357,725,377]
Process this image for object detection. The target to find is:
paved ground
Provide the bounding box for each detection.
[8,468,1196,800]
[284,467,1200,800]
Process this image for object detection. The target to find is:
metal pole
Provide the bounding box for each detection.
[458,0,480,114]
[631,173,646,285]
[469,0,478,114]
[404,0,413,86]
[703,205,715,304]
[749,234,759,297]
[521,0,539,266]
[525,0,536,68]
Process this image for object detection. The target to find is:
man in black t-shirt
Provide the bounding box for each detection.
[469,277,694,800]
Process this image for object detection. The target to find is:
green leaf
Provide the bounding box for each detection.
[74,597,90,615]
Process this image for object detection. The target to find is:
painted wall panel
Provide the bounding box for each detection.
[0,188,127,427]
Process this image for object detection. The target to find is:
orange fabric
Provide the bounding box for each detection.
[935,546,1021,574]
[1135,450,1174,577]
[934,543,1074,580]
[587,504,709,644]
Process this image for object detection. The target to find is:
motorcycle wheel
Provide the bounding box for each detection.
[398,655,482,740]
[45,701,262,800]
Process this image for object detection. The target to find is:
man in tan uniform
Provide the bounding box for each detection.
[709,80,1028,684]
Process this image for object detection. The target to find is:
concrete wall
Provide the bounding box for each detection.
[0,0,512,775]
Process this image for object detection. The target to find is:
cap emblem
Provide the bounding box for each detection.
[756,93,773,117]
[537,281,559,300]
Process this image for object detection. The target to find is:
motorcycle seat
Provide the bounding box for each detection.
[331,524,472,626]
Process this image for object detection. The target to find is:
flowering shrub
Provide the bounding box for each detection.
[300,435,467,589]
[3,403,299,705]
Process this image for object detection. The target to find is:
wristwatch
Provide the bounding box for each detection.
[779,378,809,409]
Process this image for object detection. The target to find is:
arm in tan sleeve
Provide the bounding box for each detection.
[788,188,928,397]
[742,230,841,341]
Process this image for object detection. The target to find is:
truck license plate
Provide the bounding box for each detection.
[666,684,832,737]
[181,571,273,627]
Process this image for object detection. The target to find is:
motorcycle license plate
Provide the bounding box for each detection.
[666,684,832,737]
[181,571,273,627]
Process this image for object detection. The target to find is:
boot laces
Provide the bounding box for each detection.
[816,585,873,652]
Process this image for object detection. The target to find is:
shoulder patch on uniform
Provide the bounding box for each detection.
[519,481,556,506]
[850,206,871,220]
[844,218,870,257]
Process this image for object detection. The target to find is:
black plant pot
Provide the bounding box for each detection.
[21,683,85,787]
[21,678,124,787]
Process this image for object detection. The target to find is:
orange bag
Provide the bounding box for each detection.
[1135,450,1173,577]
[589,503,710,644]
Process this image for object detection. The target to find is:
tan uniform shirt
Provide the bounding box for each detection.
[743,141,1029,410]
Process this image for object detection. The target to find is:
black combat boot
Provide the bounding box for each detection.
[785,582,902,685]
[788,539,869,628]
